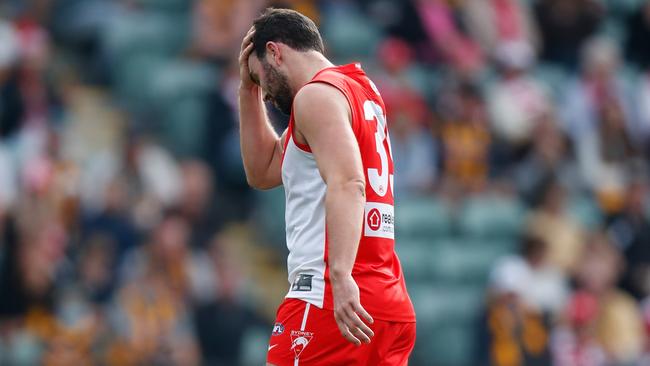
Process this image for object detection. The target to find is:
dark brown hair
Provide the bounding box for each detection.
[252,8,324,59]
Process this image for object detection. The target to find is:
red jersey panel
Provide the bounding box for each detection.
[281,63,415,323]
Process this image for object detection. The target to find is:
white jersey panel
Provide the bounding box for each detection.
[281,136,327,308]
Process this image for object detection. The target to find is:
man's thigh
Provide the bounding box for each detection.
[266,299,370,366]
[367,321,416,366]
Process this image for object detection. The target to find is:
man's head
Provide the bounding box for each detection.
[247,8,324,114]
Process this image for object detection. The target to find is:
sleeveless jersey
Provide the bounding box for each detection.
[280,63,415,323]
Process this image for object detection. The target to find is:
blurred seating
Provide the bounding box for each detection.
[252,187,287,250]
[457,195,525,240]
[321,3,381,61]
[430,239,516,284]
[104,12,190,111]
[533,62,570,95]
[240,326,271,366]
[132,0,191,13]
[567,193,604,229]
[409,283,482,365]
[395,196,452,240]
[151,60,216,157]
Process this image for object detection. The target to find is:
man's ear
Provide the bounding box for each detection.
[265,41,282,65]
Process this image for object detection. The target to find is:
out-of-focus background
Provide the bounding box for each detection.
[1,0,650,365]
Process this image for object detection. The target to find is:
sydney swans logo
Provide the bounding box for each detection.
[290,330,314,358]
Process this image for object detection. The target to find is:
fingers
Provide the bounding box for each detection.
[355,303,374,325]
[334,305,374,346]
[240,27,255,53]
[344,307,374,343]
[239,42,253,66]
[239,26,255,65]
[334,312,362,346]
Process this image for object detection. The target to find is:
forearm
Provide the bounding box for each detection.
[238,87,279,185]
[326,179,366,281]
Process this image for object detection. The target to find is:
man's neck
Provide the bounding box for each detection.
[289,52,335,94]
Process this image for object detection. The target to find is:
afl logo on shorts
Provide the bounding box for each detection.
[272,323,284,336]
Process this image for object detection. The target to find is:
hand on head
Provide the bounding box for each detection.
[239,26,257,91]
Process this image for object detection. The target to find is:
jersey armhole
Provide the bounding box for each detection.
[291,128,312,153]
[280,128,291,164]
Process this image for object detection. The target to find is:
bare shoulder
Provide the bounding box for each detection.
[292,82,355,149]
[293,82,350,122]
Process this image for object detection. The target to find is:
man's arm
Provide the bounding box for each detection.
[293,83,375,346]
[238,28,284,190]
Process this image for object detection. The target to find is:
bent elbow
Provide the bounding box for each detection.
[348,178,366,196]
[329,177,366,198]
[246,175,265,190]
[246,175,277,190]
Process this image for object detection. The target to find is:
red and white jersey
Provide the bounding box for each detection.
[280,63,416,323]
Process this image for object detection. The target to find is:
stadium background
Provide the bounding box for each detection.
[1,0,650,365]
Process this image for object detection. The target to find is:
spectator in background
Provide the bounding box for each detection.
[635,66,650,152]
[111,210,202,365]
[487,40,551,167]
[415,0,485,74]
[0,142,18,211]
[178,160,219,249]
[0,19,23,138]
[526,178,586,275]
[434,79,490,192]
[193,232,269,366]
[0,214,27,319]
[496,235,569,314]
[641,299,650,364]
[628,2,650,150]
[118,210,212,303]
[520,236,570,314]
[192,0,265,64]
[477,238,553,366]
[0,209,69,364]
[562,37,640,215]
[580,96,640,216]
[205,63,258,222]
[534,0,604,69]
[268,0,320,22]
[128,138,183,230]
[361,0,431,60]
[551,291,607,366]
[514,113,579,206]
[463,0,540,56]
[573,234,646,364]
[15,206,68,315]
[81,177,139,281]
[192,0,322,64]
[77,234,117,304]
[40,287,106,366]
[374,38,437,195]
[625,0,650,70]
[13,14,54,128]
[609,178,650,301]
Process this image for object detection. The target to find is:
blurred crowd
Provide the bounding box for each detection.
[0,0,649,365]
